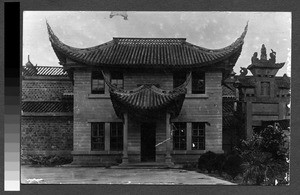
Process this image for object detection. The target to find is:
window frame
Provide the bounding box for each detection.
[192,72,205,94]
[111,72,124,89]
[191,122,205,150]
[91,122,105,151]
[172,122,187,150]
[91,71,105,94]
[110,122,123,151]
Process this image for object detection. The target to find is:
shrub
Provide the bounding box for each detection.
[222,152,243,180]
[236,124,289,185]
[198,151,217,173]
[25,154,72,166]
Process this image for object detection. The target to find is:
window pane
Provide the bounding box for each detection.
[91,123,105,151]
[110,122,123,151]
[192,122,205,150]
[192,72,205,94]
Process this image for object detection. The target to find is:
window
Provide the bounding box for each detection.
[110,122,123,151]
[111,72,123,89]
[172,122,186,150]
[192,72,205,94]
[192,122,205,150]
[91,123,105,151]
[173,72,186,88]
[261,82,270,96]
[91,71,105,94]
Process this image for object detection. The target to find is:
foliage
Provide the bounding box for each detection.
[236,124,289,185]
[22,154,72,166]
[198,151,217,173]
[222,152,243,180]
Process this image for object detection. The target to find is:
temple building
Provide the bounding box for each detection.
[23,22,246,166]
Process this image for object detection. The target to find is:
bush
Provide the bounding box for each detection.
[222,152,243,180]
[236,124,289,185]
[198,151,217,173]
[24,154,72,166]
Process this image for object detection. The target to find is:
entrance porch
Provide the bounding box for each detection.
[120,112,174,166]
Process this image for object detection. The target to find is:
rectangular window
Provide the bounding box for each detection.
[192,122,205,150]
[173,72,186,88]
[91,122,105,151]
[261,82,270,96]
[192,72,205,94]
[111,72,124,89]
[110,122,123,151]
[172,122,187,150]
[91,71,105,94]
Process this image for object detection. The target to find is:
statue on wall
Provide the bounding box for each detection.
[269,49,276,64]
[240,67,248,77]
[251,52,259,64]
[260,44,267,60]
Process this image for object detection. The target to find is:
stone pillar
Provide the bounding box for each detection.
[105,123,110,151]
[246,102,253,138]
[165,113,173,165]
[122,113,129,164]
[187,123,192,150]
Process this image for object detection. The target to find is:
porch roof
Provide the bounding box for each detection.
[104,72,190,119]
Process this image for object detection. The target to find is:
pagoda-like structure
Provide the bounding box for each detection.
[46,22,247,166]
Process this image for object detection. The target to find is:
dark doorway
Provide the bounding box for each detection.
[141,123,156,162]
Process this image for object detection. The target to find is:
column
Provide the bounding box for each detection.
[165,113,173,164]
[187,123,192,150]
[122,112,129,164]
[246,102,253,138]
[105,123,110,152]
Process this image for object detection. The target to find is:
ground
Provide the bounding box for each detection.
[21,165,235,185]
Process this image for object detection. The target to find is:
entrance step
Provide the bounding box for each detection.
[111,162,183,169]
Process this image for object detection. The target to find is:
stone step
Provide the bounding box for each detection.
[111,162,183,169]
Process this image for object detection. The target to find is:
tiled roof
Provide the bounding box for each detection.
[106,72,190,119]
[22,66,68,77]
[46,22,247,71]
[237,76,256,88]
[222,83,236,97]
[223,100,235,114]
[275,76,290,89]
[223,115,237,128]
[22,101,73,113]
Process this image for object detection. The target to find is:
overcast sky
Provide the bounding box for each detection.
[23,11,291,76]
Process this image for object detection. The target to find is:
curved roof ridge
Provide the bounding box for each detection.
[46,21,115,54]
[185,22,248,54]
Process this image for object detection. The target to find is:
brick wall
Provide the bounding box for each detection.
[21,116,73,155]
[22,79,72,101]
[22,75,73,159]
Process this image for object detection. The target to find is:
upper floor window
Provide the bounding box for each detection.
[173,72,186,88]
[192,72,205,94]
[111,72,124,89]
[91,71,105,94]
[172,122,187,150]
[110,122,123,151]
[261,82,270,96]
[91,122,105,151]
[192,122,205,150]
